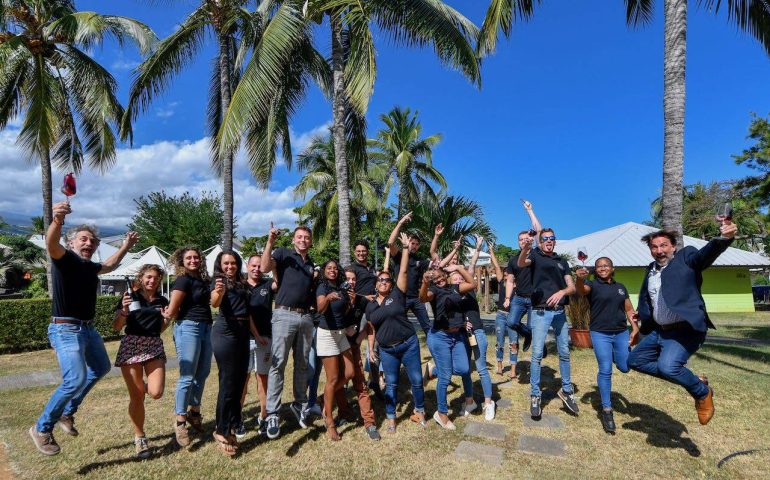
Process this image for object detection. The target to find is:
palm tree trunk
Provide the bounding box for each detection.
[331,13,352,266]
[41,148,53,296]
[661,0,687,246]
[219,33,234,251]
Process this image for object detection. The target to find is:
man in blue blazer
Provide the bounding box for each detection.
[628,220,737,426]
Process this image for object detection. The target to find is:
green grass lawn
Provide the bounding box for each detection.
[0,315,768,479]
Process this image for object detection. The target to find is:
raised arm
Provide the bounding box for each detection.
[430,223,444,262]
[446,264,477,294]
[468,236,483,276]
[100,232,140,274]
[517,237,534,268]
[575,267,591,296]
[210,277,225,308]
[395,232,410,292]
[438,238,462,268]
[687,220,737,272]
[487,241,503,281]
[46,202,69,260]
[388,212,413,257]
[260,222,280,273]
[522,199,543,240]
[382,245,391,274]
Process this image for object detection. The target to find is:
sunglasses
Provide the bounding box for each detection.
[376,278,393,284]
[541,236,556,241]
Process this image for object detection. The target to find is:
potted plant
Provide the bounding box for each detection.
[565,292,592,348]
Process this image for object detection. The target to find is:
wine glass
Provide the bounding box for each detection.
[715,202,733,226]
[61,172,76,204]
[577,246,588,267]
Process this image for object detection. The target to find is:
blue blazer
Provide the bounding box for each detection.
[638,237,733,334]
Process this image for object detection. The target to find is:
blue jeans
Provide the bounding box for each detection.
[470,329,493,399]
[628,328,709,399]
[507,296,532,337]
[307,327,323,407]
[406,297,431,333]
[530,309,572,397]
[427,329,472,414]
[495,310,519,363]
[590,330,630,410]
[36,323,111,432]
[379,335,425,419]
[173,320,213,416]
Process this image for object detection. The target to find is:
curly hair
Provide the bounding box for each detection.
[131,264,165,292]
[319,259,342,288]
[212,250,245,289]
[171,246,208,280]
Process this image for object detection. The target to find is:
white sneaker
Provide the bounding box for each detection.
[462,400,478,417]
[483,401,496,421]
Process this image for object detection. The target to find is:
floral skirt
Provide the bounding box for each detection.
[115,334,166,367]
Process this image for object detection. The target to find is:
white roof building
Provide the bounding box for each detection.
[99,246,173,280]
[554,222,770,268]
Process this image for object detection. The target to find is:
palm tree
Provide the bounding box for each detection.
[122,0,325,251]
[0,0,155,292]
[220,0,481,265]
[406,193,493,260]
[368,106,446,218]
[294,131,388,249]
[480,0,770,242]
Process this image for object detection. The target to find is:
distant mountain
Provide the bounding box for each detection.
[0,210,126,237]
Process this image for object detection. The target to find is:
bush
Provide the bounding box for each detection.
[0,296,121,353]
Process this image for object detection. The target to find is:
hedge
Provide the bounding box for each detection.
[0,296,121,353]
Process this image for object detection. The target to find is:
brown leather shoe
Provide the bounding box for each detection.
[695,386,715,425]
[57,414,79,436]
[187,411,204,433]
[174,421,191,447]
[29,426,60,456]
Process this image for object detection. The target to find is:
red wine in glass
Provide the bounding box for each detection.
[715,202,733,226]
[61,172,76,203]
[577,247,588,266]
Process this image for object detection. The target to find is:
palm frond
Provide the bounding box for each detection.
[17,56,61,159]
[478,0,540,56]
[625,0,655,27]
[699,0,770,54]
[0,42,31,129]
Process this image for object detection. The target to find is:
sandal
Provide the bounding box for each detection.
[409,412,426,427]
[213,433,236,456]
[324,418,341,441]
[386,423,397,434]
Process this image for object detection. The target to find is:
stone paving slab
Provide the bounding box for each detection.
[454,440,504,466]
[464,421,506,440]
[517,434,566,457]
[521,412,564,429]
[496,398,512,410]
[0,357,180,392]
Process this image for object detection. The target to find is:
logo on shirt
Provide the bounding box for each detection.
[416,261,420,268]
[385,298,393,306]
[618,289,625,296]
[557,263,565,271]
[260,288,268,296]
[306,265,313,274]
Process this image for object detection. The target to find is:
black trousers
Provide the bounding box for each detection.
[212,317,250,436]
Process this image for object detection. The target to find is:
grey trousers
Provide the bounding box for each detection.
[266,309,314,416]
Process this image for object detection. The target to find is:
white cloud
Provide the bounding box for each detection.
[289,121,331,155]
[155,101,180,118]
[0,129,298,238]
[111,59,139,71]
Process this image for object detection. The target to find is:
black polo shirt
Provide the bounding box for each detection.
[506,254,533,296]
[272,247,315,309]
[351,261,377,296]
[393,251,429,298]
[212,279,249,319]
[115,295,169,337]
[585,278,629,333]
[429,284,464,330]
[529,249,571,308]
[248,279,274,338]
[496,281,508,311]
[316,282,349,330]
[173,274,213,323]
[366,286,415,346]
[51,250,102,320]
[459,291,483,330]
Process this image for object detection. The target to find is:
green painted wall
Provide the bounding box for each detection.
[611,267,755,313]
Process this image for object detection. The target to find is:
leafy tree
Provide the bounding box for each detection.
[0,234,44,267]
[480,0,770,243]
[122,0,326,251]
[734,113,770,207]
[128,191,228,252]
[368,106,446,218]
[29,216,45,235]
[492,242,517,266]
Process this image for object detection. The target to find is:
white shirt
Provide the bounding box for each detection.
[647,263,685,326]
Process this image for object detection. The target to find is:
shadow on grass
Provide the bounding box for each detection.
[697,344,770,365]
[78,433,180,474]
[580,388,701,457]
[717,325,770,341]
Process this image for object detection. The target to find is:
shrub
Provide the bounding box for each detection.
[0,296,121,353]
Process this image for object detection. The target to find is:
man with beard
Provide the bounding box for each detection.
[30,201,139,455]
[387,212,431,333]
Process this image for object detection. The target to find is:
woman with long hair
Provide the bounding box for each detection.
[575,257,639,434]
[210,251,251,455]
[112,264,171,458]
[166,247,211,448]
[315,259,356,440]
[366,232,427,434]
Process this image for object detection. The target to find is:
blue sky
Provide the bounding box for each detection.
[3,0,769,244]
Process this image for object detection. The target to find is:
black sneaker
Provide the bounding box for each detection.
[558,389,579,415]
[530,396,542,418]
[289,403,309,429]
[522,332,532,352]
[233,422,247,439]
[265,415,280,440]
[257,417,267,436]
[600,410,616,434]
[364,425,381,441]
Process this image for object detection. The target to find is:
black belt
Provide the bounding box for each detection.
[535,306,564,312]
[514,293,532,298]
[383,338,408,348]
[225,316,249,322]
[275,305,307,314]
[660,321,691,332]
[51,317,93,325]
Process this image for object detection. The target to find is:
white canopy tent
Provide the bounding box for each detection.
[203,245,248,277]
[98,246,173,296]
